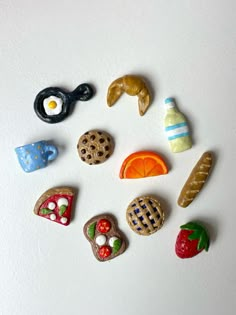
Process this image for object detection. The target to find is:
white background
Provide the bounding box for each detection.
[0,1,235,314]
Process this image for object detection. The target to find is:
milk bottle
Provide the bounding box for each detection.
[164,98,192,153]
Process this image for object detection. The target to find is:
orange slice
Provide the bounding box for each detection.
[119,151,168,179]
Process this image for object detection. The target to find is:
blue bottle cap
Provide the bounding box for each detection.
[164,97,175,104]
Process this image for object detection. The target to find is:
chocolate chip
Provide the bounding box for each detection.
[99,138,105,143]
[97,151,103,156]
[94,160,100,164]
[97,131,102,135]
[90,135,95,140]
[82,139,87,144]
[84,132,89,135]
[107,137,111,142]
[81,157,85,161]
[81,149,86,154]
[90,145,95,150]
[105,154,110,159]
[105,146,109,151]
[87,154,92,159]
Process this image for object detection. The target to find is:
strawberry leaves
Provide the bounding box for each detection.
[180,222,210,252]
[198,232,209,251]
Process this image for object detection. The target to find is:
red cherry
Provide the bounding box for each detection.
[98,245,112,258]
[97,219,111,233]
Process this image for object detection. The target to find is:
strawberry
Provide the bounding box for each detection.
[175,222,210,259]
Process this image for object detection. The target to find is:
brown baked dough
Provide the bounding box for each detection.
[177,152,213,208]
[126,196,165,236]
[107,75,151,116]
[83,214,126,262]
[77,130,114,165]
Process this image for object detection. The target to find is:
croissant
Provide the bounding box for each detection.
[178,152,213,207]
[107,75,151,116]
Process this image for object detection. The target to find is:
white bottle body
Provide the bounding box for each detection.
[164,98,192,153]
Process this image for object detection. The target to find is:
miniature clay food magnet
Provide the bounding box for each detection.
[164,98,192,153]
[178,152,213,208]
[119,151,168,179]
[34,83,94,123]
[77,130,114,165]
[175,222,210,259]
[15,140,58,173]
[34,187,74,226]
[83,214,126,262]
[107,75,151,116]
[126,196,164,236]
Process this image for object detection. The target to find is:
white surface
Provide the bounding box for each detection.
[0,1,235,314]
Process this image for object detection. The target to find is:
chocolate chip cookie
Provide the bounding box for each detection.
[77,130,114,165]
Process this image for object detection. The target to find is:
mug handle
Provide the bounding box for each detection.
[45,145,58,161]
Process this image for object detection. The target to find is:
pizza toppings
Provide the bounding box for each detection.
[95,235,107,246]
[112,239,122,254]
[58,197,69,207]
[98,245,112,258]
[84,214,126,262]
[109,237,122,254]
[40,208,54,215]
[60,217,68,224]
[34,187,74,226]
[48,202,56,210]
[97,219,111,233]
[88,222,96,239]
[50,213,56,221]
[59,206,67,216]
[109,236,118,247]
[58,197,69,216]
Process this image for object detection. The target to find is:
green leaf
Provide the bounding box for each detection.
[113,239,122,254]
[88,222,96,239]
[40,208,53,215]
[59,205,67,216]
[180,222,202,231]
[198,231,210,252]
[181,222,210,252]
[188,230,201,240]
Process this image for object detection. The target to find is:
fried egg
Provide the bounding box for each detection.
[43,96,63,116]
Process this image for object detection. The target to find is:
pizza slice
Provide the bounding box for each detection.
[34,187,74,226]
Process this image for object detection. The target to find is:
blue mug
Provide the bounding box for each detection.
[15,140,58,172]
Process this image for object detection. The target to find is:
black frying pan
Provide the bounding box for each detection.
[34,83,94,123]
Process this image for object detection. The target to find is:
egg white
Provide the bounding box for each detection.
[43,96,63,116]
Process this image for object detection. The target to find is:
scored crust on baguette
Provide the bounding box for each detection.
[177,152,213,208]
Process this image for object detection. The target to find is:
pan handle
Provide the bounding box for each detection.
[69,83,94,102]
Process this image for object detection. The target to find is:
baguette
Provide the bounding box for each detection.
[178,152,213,207]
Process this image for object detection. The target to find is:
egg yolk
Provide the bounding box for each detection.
[48,101,57,109]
